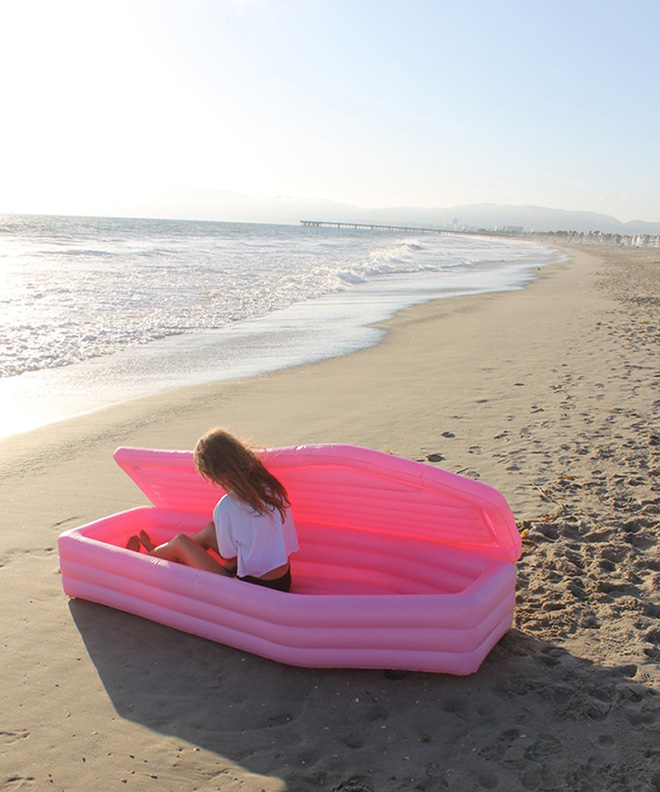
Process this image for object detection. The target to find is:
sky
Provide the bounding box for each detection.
[1,0,658,223]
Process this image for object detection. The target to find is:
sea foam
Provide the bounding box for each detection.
[0,215,564,436]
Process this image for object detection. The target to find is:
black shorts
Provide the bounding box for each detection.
[238,568,292,592]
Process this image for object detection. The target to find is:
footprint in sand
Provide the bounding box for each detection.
[478,771,500,789]
[524,733,563,761]
[340,733,365,749]
[0,730,30,744]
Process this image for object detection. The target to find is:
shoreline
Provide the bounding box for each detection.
[1,243,659,791]
[1,246,561,447]
[1,238,562,440]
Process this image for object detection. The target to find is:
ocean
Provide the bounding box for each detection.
[0,214,563,438]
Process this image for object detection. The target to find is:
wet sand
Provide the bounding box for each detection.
[1,244,658,791]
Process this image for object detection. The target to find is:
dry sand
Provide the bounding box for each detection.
[1,244,658,791]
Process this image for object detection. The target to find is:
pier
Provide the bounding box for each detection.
[300,220,454,234]
[299,220,506,237]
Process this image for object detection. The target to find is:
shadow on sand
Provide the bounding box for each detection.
[70,599,660,792]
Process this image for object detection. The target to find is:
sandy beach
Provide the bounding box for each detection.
[1,243,658,791]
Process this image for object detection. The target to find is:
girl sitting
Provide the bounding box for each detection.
[127,428,299,592]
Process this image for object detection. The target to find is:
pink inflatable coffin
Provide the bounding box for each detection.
[58,445,522,674]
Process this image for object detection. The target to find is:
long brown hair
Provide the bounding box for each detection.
[193,428,290,520]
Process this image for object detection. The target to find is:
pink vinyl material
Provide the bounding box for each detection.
[58,444,522,674]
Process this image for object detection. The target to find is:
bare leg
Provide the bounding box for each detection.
[141,532,230,576]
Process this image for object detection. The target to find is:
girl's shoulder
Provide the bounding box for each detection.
[217,490,263,518]
[214,491,235,514]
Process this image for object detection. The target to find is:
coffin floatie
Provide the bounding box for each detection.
[58,444,522,674]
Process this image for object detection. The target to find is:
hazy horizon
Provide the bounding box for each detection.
[4,195,659,236]
[2,0,658,224]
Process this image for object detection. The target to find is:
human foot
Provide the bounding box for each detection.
[139,529,156,552]
[125,535,141,552]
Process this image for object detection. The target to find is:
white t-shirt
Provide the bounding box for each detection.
[213,491,299,579]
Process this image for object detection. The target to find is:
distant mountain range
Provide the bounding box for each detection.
[118,188,660,235]
[354,203,660,236]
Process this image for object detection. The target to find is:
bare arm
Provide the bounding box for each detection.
[191,521,237,572]
[190,521,219,552]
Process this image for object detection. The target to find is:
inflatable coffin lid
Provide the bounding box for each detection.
[114,444,522,564]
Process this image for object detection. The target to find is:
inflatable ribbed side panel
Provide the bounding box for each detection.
[58,445,521,674]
